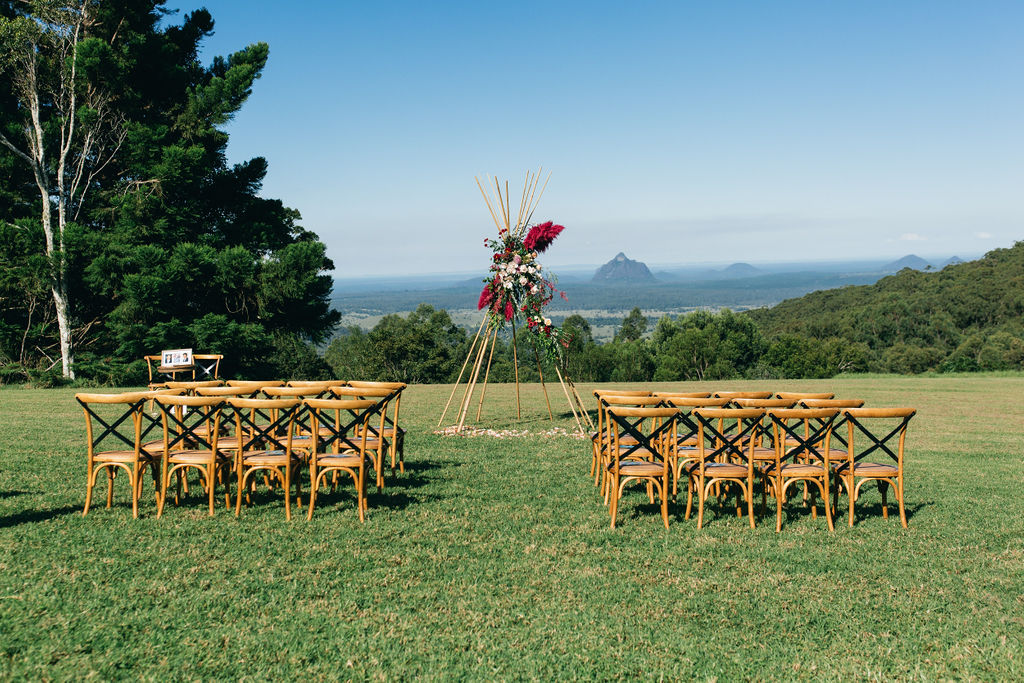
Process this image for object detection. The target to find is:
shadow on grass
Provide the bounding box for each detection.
[0,505,81,528]
[0,490,28,500]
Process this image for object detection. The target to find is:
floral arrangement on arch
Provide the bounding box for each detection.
[477,220,571,361]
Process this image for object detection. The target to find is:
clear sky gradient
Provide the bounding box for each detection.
[166,1,1023,276]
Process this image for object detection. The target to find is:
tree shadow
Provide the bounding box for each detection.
[0,490,28,500]
[0,505,82,528]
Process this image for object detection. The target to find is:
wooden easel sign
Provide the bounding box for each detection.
[161,348,193,368]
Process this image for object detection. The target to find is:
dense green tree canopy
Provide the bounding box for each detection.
[1,0,338,383]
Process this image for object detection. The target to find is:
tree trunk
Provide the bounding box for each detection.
[53,282,75,379]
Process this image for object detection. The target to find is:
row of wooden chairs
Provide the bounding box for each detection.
[591,390,915,530]
[75,380,406,522]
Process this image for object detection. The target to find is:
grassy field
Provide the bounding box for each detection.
[1,375,1022,679]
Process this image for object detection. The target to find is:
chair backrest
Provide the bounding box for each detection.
[766,408,839,465]
[155,394,225,453]
[164,380,224,394]
[226,379,284,389]
[713,391,774,400]
[192,354,223,380]
[347,380,407,391]
[732,398,797,409]
[227,398,302,453]
[593,389,651,398]
[262,386,327,398]
[776,391,835,400]
[692,407,764,467]
[604,405,678,473]
[304,398,384,455]
[76,392,150,459]
[195,386,260,397]
[286,379,348,389]
[800,399,865,408]
[840,407,916,473]
[651,391,712,399]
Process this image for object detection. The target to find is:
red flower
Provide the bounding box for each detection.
[478,287,493,310]
[523,221,564,253]
[504,301,514,321]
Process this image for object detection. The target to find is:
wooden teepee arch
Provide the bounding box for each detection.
[436,170,593,435]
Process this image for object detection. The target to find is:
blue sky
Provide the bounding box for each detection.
[167,1,1023,276]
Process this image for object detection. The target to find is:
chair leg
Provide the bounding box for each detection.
[105,468,115,508]
[83,465,96,516]
[207,467,215,517]
[879,481,890,519]
[747,481,755,529]
[609,473,619,529]
[897,478,908,529]
[659,479,669,529]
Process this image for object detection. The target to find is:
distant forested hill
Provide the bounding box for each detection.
[746,241,1024,372]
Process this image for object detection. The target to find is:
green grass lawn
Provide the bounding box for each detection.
[1,375,1022,679]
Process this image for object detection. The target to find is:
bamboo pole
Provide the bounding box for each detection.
[567,374,595,429]
[475,176,503,232]
[522,168,541,237]
[475,326,498,421]
[437,315,487,426]
[524,170,552,227]
[516,170,530,231]
[493,176,509,231]
[533,343,553,421]
[511,319,521,420]
[554,366,585,436]
[457,322,491,432]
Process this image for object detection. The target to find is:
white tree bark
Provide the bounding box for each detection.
[0,1,125,379]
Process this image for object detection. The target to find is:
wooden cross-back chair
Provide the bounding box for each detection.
[687,408,767,529]
[76,391,161,518]
[596,395,667,501]
[330,385,400,490]
[154,394,231,517]
[605,405,678,529]
[228,397,304,520]
[304,398,386,522]
[659,397,732,498]
[835,407,915,528]
[590,390,652,485]
[766,408,839,532]
[347,381,408,474]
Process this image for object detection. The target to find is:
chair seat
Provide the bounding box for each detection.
[778,462,826,477]
[701,462,750,478]
[751,447,776,461]
[94,449,158,463]
[315,452,364,467]
[242,450,300,466]
[141,440,165,455]
[168,450,230,465]
[851,462,898,476]
[618,462,667,477]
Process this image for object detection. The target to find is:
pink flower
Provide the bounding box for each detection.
[504,301,514,321]
[523,221,564,253]
[478,287,493,310]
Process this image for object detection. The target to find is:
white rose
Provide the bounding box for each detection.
[519,276,528,285]
[544,318,551,326]
[503,281,513,290]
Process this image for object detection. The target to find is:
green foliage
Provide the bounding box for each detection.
[614,306,647,342]
[326,305,469,383]
[747,242,1024,374]
[0,1,338,382]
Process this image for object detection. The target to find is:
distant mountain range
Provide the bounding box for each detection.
[882,254,965,272]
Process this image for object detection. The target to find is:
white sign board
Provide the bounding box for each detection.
[161,348,193,367]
